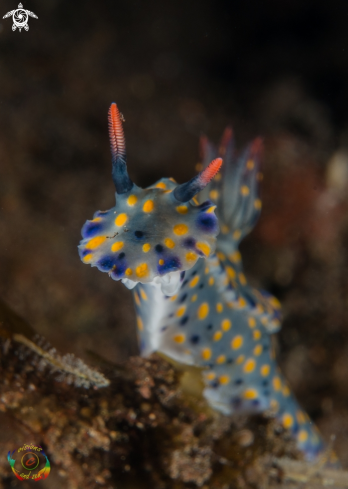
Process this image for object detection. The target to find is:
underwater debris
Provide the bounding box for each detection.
[13,333,110,388]
[0,297,110,389]
[1,299,348,488]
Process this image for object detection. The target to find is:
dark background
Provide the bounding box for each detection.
[2,0,348,465]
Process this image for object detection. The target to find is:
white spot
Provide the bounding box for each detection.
[121,278,137,289]
[150,271,182,296]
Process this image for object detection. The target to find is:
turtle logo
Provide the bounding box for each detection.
[2,3,38,32]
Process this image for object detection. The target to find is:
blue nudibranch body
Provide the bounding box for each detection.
[79,103,325,461]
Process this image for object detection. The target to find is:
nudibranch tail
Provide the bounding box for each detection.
[108,102,133,194]
[174,157,223,202]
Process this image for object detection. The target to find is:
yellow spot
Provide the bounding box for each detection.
[201,348,212,360]
[186,252,197,262]
[233,229,241,240]
[164,238,175,249]
[206,372,216,380]
[231,335,243,349]
[143,200,154,213]
[111,241,124,252]
[134,293,140,306]
[86,236,106,249]
[239,273,247,285]
[243,389,258,400]
[273,376,282,391]
[260,364,270,376]
[174,334,185,344]
[216,251,226,261]
[156,182,166,189]
[137,317,143,331]
[219,375,230,385]
[142,243,151,253]
[127,194,138,206]
[254,199,262,210]
[198,303,209,320]
[176,205,188,214]
[247,159,254,170]
[208,277,215,286]
[115,213,128,226]
[253,329,261,340]
[216,355,226,364]
[269,296,281,309]
[248,317,256,328]
[82,253,93,263]
[243,359,256,373]
[270,399,279,412]
[209,189,219,200]
[254,344,263,356]
[282,413,294,429]
[239,297,247,308]
[214,172,222,181]
[90,217,102,223]
[192,197,199,205]
[206,206,216,213]
[125,268,133,276]
[283,385,290,397]
[136,263,149,278]
[191,294,197,302]
[229,250,241,262]
[256,304,264,314]
[170,294,178,302]
[196,242,210,256]
[298,430,308,443]
[221,225,229,234]
[221,319,231,331]
[205,266,210,274]
[173,223,189,235]
[176,306,186,318]
[189,276,199,288]
[236,354,245,364]
[216,303,223,313]
[296,411,306,424]
[213,331,223,342]
[226,266,236,279]
[241,185,250,196]
[140,289,148,301]
[159,259,164,265]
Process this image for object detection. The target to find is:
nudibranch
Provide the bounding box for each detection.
[79,103,327,461]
